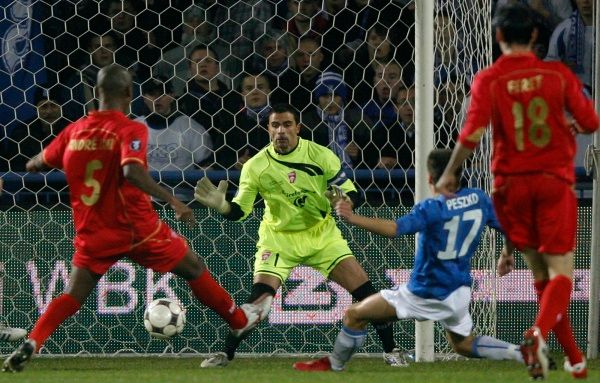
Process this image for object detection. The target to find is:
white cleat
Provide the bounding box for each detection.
[200,351,229,368]
[564,356,587,379]
[383,348,409,367]
[231,303,262,338]
[0,326,26,342]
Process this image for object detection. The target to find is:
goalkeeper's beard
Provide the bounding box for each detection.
[274,137,296,154]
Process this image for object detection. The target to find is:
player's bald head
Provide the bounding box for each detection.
[97,64,132,99]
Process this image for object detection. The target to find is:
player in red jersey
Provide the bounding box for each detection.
[436,4,599,380]
[2,65,261,373]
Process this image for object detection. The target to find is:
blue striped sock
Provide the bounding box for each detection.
[472,335,523,362]
[330,325,367,370]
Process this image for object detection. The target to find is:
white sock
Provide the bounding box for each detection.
[329,325,367,371]
[472,335,523,362]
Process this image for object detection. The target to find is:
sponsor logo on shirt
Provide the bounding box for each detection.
[130,139,142,151]
[288,171,296,183]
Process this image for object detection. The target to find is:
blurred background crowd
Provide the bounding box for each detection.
[0,0,594,176]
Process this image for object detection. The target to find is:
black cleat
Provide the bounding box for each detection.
[2,339,35,373]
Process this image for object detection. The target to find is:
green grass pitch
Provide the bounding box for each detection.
[0,355,595,383]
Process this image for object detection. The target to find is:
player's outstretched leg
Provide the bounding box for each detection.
[186,269,262,331]
[457,335,523,362]
[2,339,36,373]
[172,250,264,341]
[0,325,26,342]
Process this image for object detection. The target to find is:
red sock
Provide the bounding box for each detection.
[533,280,548,302]
[187,270,247,329]
[29,294,81,352]
[534,279,582,364]
[553,313,583,365]
[534,275,571,339]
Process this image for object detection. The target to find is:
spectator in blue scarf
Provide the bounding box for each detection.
[546,0,593,90]
[301,72,372,169]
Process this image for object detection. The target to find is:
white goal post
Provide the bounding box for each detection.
[586,0,600,360]
[414,0,435,362]
[414,0,495,362]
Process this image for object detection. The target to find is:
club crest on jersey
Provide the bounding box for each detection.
[130,139,142,151]
[261,251,272,261]
[288,171,296,183]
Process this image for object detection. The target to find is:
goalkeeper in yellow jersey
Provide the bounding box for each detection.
[195,103,402,368]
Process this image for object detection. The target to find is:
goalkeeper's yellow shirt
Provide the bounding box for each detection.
[232,138,356,232]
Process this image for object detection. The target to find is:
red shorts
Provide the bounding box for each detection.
[492,173,577,254]
[73,221,189,275]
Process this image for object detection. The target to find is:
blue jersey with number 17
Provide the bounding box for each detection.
[397,187,502,300]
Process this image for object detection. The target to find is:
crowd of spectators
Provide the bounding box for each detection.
[0,0,594,179]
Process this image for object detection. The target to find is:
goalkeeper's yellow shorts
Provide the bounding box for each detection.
[253,216,354,282]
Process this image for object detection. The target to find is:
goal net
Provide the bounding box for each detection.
[0,0,502,358]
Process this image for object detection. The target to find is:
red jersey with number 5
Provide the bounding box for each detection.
[43,110,160,257]
[459,52,599,183]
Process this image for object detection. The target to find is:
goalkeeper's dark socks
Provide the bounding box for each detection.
[534,275,571,339]
[187,270,247,329]
[224,330,253,360]
[373,321,396,353]
[29,293,81,352]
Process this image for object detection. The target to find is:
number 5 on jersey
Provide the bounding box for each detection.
[81,160,103,206]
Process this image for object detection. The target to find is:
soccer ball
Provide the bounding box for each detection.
[144,298,186,339]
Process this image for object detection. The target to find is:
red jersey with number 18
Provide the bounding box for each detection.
[458,52,599,183]
[43,110,160,257]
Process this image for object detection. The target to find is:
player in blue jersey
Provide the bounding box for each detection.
[294,148,524,371]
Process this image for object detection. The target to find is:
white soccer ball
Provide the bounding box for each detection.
[144,298,186,339]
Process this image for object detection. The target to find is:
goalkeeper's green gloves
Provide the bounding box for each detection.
[194,177,230,214]
[325,185,351,206]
